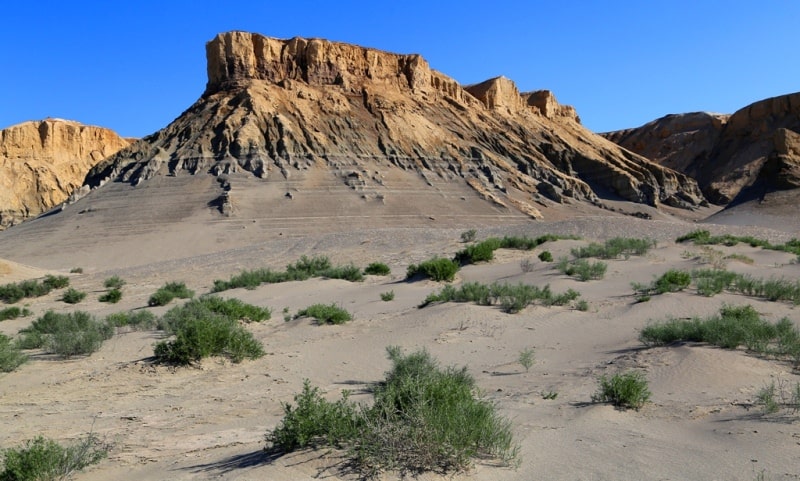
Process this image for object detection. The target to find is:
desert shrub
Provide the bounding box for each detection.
[640,305,800,358]
[755,379,800,415]
[421,281,580,313]
[69,267,83,274]
[154,299,265,364]
[460,229,477,243]
[0,434,107,481]
[592,371,651,410]
[380,291,395,302]
[42,275,69,290]
[677,229,800,257]
[98,289,122,304]
[17,311,113,359]
[105,310,157,330]
[556,258,607,281]
[196,296,271,322]
[286,255,332,279]
[61,288,86,304]
[454,238,502,264]
[103,276,126,289]
[500,234,580,250]
[0,284,26,304]
[296,304,352,325]
[212,256,363,292]
[364,262,391,276]
[576,299,590,311]
[406,257,459,282]
[538,251,553,262]
[0,307,31,322]
[572,237,655,259]
[518,347,535,372]
[632,269,692,298]
[519,259,535,272]
[266,347,518,475]
[692,269,739,297]
[0,333,27,372]
[148,281,194,306]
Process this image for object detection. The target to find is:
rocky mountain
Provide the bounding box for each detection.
[85,31,705,221]
[602,92,800,204]
[0,119,131,229]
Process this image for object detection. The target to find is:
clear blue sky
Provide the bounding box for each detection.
[2,1,798,138]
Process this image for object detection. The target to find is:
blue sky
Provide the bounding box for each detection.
[2,1,798,138]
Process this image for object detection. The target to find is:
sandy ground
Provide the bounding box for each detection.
[1,207,800,480]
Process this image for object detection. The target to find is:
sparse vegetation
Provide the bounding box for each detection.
[632,269,692,298]
[103,276,126,289]
[266,347,519,475]
[148,281,194,307]
[460,229,477,243]
[212,255,363,292]
[592,371,651,410]
[677,229,800,257]
[295,304,352,325]
[104,310,157,330]
[380,291,395,302]
[571,237,656,260]
[154,298,266,364]
[16,311,113,359]
[69,267,83,274]
[518,348,535,372]
[0,433,108,481]
[755,379,800,415]
[407,257,460,282]
[690,269,800,303]
[364,262,391,276]
[454,234,581,266]
[0,307,32,322]
[61,288,87,304]
[98,289,122,304]
[556,257,607,281]
[0,276,70,304]
[421,281,580,313]
[639,305,800,363]
[0,333,27,372]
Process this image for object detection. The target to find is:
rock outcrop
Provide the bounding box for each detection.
[0,119,131,229]
[87,32,705,217]
[603,92,800,204]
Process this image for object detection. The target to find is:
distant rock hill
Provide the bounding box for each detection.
[602,92,800,205]
[0,119,131,229]
[86,31,705,220]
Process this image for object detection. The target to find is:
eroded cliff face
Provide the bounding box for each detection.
[0,119,131,229]
[603,92,800,204]
[88,32,705,217]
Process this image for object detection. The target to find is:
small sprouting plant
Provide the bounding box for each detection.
[541,391,558,400]
[592,371,651,410]
[756,382,780,414]
[518,347,535,372]
[380,291,395,302]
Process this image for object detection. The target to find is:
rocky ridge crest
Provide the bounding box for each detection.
[87,32,706,217]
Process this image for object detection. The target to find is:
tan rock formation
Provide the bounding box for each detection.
[87,32,705,217]
[603,92,800,204]
[0,119,131,228]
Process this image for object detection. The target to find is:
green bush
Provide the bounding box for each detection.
[266,347,518,475]
[518,347,535,372]
[0,276,69,304]
[212,256,364,292]
[576,299,590,311]
[421,281,580,313]
[296,304,352,325]
[538,251,553,262]
[42,275,69,290]
[16,311,113,359]
[103,276,126,289]
[364,262,391,276]
[154,298,265,364]
[639,305,800,359]
[98,289,122,304]
[0,434,107,481]
[380,291,395,302]
[105,310,157,330]
[454,238,502,264]
[406,257,460,282]
[148,281,194,306]
[61,288,86,304]
[556,258,607,281]
[592,371,651,410]
[572,237,655,259]
[0,333,27,372]
[195,296,271,322]
[0,307,31,322]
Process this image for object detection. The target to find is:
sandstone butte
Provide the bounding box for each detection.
[85,31,706,220]
[602,92,800,205]
[0,119,131,229]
